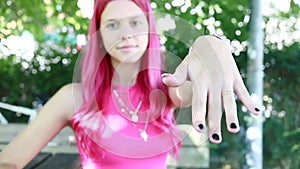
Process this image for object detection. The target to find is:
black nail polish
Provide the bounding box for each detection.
[255,108,260,112]
[212,133,220,141]
[230,123,237,129]
[198,124,204,130]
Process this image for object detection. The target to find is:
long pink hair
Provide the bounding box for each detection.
[75,0,180,156]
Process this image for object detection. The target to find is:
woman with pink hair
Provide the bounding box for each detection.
[0,0,260,168]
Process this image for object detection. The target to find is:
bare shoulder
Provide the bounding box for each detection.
[59,83,83,101]
[55,83,83,120]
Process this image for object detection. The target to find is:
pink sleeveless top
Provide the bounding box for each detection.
[71,85,181,169]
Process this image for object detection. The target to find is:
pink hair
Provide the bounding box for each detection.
[76,0,180,156]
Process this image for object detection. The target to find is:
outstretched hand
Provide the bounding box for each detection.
[161,35,261,144]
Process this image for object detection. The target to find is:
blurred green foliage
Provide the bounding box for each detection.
[0,0,299,168]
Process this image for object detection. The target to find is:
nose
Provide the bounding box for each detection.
[120,23,134,40]
[121,34,133,40]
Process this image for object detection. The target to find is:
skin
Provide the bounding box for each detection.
[0,163,17,169]
[162,35,260,144]
[100,0,149,86]
[0,0,260,168]
[100,1,149,66]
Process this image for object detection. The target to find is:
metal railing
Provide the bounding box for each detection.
[0,102,37,124]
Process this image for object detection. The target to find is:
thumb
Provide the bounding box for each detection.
[161,63,188,87]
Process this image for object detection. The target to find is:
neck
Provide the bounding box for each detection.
[112,61,141,86]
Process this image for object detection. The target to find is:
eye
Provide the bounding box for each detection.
[130,20,142,27]
[106,21,119,30]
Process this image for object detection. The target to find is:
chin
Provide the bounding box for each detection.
[122,57,143,64]
[122,52,144,63]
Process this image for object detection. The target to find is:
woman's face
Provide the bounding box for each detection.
[100,0,149,66]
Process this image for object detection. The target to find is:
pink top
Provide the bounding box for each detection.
[71,84,181,169]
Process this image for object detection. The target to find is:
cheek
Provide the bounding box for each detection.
[138,35,149,49]
[101,31,119,51]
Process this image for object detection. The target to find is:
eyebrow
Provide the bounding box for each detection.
[104,16,144,23]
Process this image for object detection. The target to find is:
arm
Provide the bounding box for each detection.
[0,163,16,169]
[0,83,82,169]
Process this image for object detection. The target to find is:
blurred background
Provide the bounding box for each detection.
[0,0,299,168]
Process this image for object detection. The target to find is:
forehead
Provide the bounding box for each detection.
[101,0,146,21]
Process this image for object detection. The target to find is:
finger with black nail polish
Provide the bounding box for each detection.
[212,133,220,141]
[230,123,237,129]
[198,124,205,130]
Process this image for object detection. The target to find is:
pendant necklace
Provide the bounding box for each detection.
[113,89,142,122]
[113,89,150,142]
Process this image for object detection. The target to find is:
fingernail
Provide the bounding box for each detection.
[212,133,220,141]
[198,124,205,130]
[230,123,237,129]
[161,73,170,78]
[161,78,167,84]
[255,108,260,112]
[212,34,222,40]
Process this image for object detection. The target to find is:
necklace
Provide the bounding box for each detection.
[113,89,142,122]
[112,89,149,142]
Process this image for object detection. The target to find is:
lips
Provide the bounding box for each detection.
[117,45,138,49]
[116,45,138,53]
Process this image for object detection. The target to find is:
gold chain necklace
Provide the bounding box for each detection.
[112,89,149,142]
[113,89,142,122]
